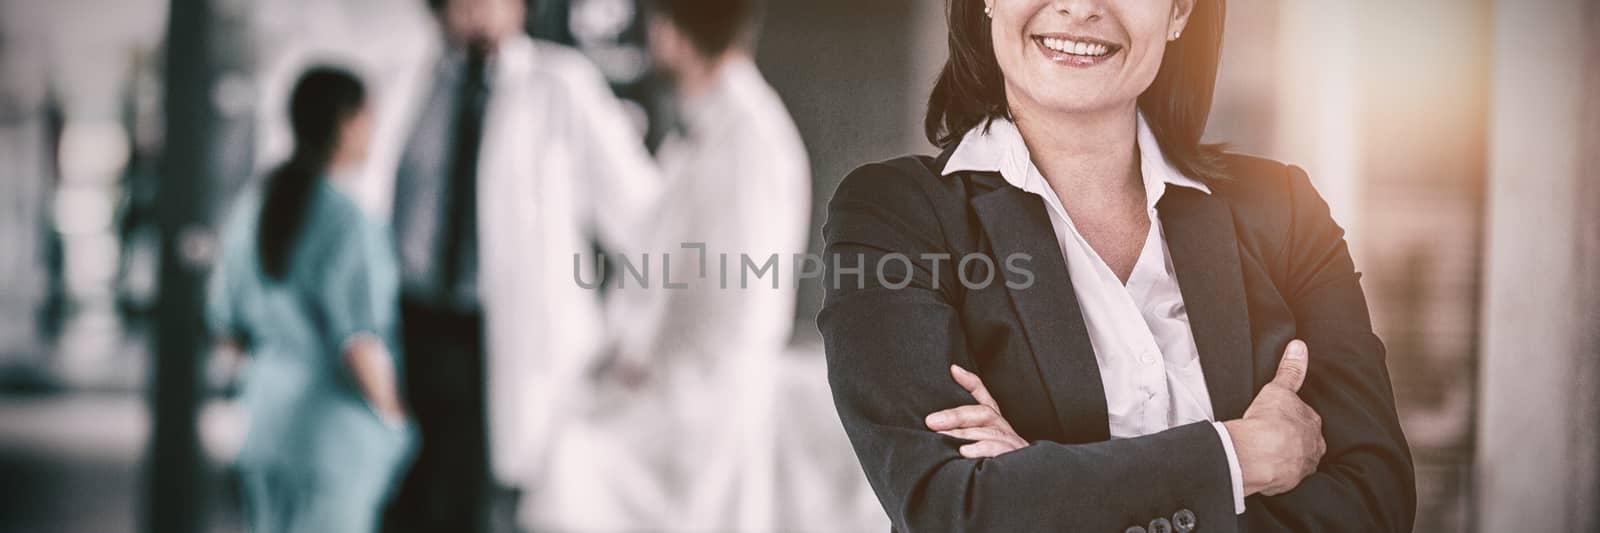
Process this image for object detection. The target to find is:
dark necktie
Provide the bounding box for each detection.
[439,51,489,304]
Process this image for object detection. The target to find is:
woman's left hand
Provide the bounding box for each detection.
[925,365,1030,458]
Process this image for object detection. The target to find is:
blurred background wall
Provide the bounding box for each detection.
[0,0,1595,531]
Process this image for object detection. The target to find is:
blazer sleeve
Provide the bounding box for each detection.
[1244,165,1417,532]
[820,162,1239,533]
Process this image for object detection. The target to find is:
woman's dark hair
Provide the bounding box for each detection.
[925,0,1228,181]
[257,66,366,280]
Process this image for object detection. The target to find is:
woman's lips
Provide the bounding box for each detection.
[1032,35,1122,67]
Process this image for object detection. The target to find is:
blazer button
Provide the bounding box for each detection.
[1172,508,1198,532]
[1123,527,1148,533]
[1149,517,1173,533]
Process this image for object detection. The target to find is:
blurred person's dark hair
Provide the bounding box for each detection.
[424,0,533,13]
[257,66,367,280]
[925,0,1228,181]
[649,0,763,57]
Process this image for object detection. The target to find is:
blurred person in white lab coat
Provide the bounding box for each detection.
[528,0,810,529]
[323,0,665,530]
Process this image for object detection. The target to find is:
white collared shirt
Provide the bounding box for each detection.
[611,57,811,374]
[544,58,811,531]
[943,114,1246,514]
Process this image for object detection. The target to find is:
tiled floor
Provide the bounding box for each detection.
[0,392,245,533]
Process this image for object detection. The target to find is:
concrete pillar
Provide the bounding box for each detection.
[1476,1,1600,532]
[146,0,215,530]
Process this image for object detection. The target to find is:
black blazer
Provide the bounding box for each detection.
[818,150,1415,532]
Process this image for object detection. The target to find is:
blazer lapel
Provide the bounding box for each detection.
[1158,187,1254,421]
[968,173,1111,443]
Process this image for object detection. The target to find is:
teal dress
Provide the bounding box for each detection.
[207,180,416,533]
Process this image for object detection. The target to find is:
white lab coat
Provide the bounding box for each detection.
[527,58,811,531]
[255,31,662,491]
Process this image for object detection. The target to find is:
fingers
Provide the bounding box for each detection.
[941,427,1018,441]
[939,422,1028,458]
[1305,402,1323,429]
[1270,339,1310,393]
[950,365,1001,414]
[1282,432,1328,495]
[925,404,1002,431]
[934,366,1031,458]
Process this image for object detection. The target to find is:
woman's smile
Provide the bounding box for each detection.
[1031,33,1123,67]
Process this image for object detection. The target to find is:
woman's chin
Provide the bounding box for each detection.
[1018,91,1132,118]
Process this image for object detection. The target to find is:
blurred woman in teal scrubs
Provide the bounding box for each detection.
[207,66,415,533]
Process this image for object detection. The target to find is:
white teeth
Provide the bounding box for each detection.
[1040,37,1112,56]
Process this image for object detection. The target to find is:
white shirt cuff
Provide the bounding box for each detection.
[1211,421,1246,514]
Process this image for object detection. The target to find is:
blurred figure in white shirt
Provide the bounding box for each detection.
[528,0,810,530]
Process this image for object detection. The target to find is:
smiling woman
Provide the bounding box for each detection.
[927,0,1226,180]
[821,0,1416,532]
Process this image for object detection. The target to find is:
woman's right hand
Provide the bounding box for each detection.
[1224,340,1326,497]
[925,365,1031,458]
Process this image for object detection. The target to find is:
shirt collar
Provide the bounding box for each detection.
[679,58,761,136]
[941,112,1211,206]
